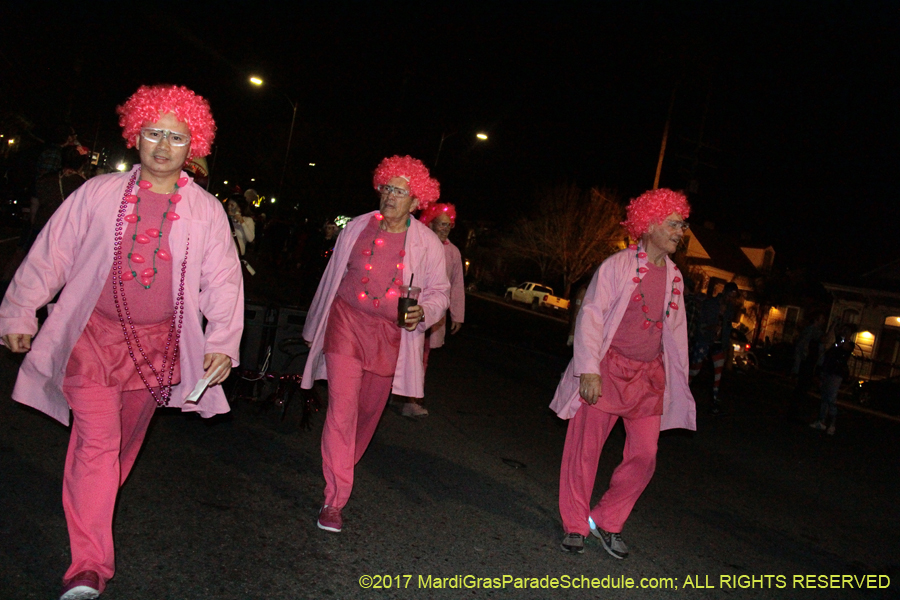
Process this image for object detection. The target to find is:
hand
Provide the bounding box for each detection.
[450,322,462,335]
[403,304,425,331]
[203,353,232,386]
[579,373,602,405]
[2,333,32,353]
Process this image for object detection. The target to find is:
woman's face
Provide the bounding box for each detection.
[227,200,239,216]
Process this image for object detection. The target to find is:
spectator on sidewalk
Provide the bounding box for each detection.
[688,281,739,413]
[810,325,855,436]
[550,188,695,559]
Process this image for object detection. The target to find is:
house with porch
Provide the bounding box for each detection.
[823,259,900,381]
[677,223,794,342]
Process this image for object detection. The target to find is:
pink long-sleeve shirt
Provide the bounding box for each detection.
[549,247,696,431]
[0,166,244,425]
[428,240,465,349]
[302,211,450,398]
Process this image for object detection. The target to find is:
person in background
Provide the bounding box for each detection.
[399,202,465,417]
[688,282,739,413]
[810,324,855,436]
[301,155,449,534]
[550,189,695,559]
[2,146,91,291]
[0,84,243,600]
[226,195,256,275]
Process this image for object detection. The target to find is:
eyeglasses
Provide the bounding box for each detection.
[433,221,454,229]
[664,219,690,231]
[140,128,192,147]
[378,184,410,198]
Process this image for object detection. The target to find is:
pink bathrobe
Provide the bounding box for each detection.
[550,248,696,432]
[302,211,450,398]
[428,240,465,349]
[0,166,244,425]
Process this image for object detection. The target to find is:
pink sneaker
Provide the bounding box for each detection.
[60,570,100,599]
[317,505,343,533]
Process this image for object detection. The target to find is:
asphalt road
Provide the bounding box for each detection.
[1,293,898,600]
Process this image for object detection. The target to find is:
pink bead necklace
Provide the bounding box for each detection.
[122,178,183,288]
[628,244,682,330]
[112,170,188,406]
[356,214,408,308]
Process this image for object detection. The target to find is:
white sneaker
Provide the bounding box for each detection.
[826,424,836,436]
[810,421,826,431]
[401,402,429,417]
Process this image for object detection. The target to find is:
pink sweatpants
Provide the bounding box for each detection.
[559,403,660,536]
[322,353,394,509]
[61,382,157,592]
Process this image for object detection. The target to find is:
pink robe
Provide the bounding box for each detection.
[0,166,244,425]
[428,240,465,349]
[549,248,696,431]
[302,211,450,398]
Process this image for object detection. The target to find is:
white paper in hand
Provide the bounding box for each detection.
[185,365,223,404]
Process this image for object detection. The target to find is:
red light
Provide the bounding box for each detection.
[543,295,549,301]
[745,344,751,351]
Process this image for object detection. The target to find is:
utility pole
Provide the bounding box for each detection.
[653,87,677,190]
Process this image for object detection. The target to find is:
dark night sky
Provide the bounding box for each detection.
[1,2,897,279]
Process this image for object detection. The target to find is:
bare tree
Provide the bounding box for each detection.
[503,184,625,298]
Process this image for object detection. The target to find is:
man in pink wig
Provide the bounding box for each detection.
[399,202,466,417]
[302,155,449,533]
[0,84,243,599]
[550,188,695,558]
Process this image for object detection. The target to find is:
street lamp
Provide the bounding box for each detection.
[434,131,488,167]
[249,75,299,196]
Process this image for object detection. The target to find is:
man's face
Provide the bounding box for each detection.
[379,176,418,221]
[646,212,686,255]
[136,112,191,184]
[430,213,453,242]
[324,223,338,238]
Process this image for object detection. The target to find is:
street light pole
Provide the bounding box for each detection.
[250,76,299,197]
[279,98,298,196]
[434,131,488,168]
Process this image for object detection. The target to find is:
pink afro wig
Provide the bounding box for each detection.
[419,202,457,227]
[117,85,216,159]
[372,155,440,211]
[621,188,691,239]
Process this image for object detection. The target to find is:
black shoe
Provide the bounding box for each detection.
[590,523,629,560]
[560,532,585,554]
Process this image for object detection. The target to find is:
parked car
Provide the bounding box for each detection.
[852,375,900,416]
[731,329,758,370]
[504,282,570,312]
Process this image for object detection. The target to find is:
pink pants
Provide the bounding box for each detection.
[322,353,394,508]
[559,403,660,536]
[62,382,157,592]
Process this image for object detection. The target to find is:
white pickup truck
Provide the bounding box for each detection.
[504,282,570,312]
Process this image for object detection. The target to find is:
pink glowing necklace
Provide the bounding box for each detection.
[356,214,408,308]
[112,170,188,406]
[628,244,682,330]
[122,178,183,289]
